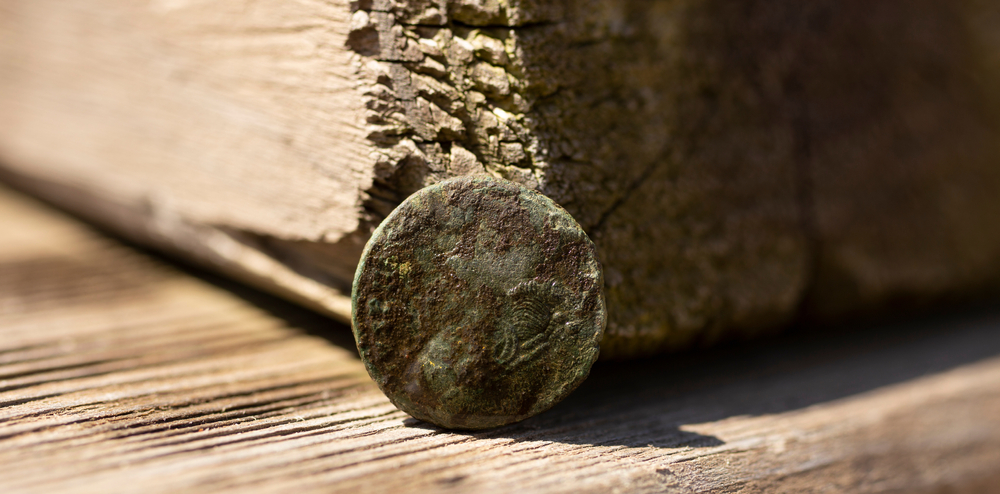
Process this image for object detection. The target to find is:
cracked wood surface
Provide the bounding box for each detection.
[3,188,1000,493]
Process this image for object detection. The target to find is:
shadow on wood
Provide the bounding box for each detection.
[390,305,999,450]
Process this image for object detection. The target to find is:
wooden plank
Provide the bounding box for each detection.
[2,185,1000,493]
[0,0,369,323]
[4,0,1000,359]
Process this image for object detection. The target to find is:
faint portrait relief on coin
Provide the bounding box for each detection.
[352,177,605,429]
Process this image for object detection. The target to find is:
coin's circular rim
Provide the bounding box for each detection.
[351,176,606,429]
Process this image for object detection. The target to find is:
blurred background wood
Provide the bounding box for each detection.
[3,0,1000,358]
[2,185,1000,493]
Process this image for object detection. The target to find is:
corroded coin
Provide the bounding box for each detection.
[352,176,606,429]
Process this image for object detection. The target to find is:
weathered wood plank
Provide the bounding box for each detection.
[2,185,1000,493]
[4,1,1000,359]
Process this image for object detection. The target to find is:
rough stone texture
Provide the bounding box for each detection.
[2,0,1000,359]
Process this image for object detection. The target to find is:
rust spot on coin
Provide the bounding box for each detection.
[352,176,606,429]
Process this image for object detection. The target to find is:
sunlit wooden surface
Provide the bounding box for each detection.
[1,184,999,494]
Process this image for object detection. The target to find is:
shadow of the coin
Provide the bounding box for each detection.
[403,416,724,449]
[428,302,1000,449]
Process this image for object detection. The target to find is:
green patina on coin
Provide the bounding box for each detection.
[351,176,606,429]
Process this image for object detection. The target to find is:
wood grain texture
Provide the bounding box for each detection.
[0,0,370,322]
[2,185,1000,493]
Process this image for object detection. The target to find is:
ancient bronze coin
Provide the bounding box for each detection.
[352,176,606,429]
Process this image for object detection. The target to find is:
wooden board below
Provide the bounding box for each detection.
[1,183,999,494]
